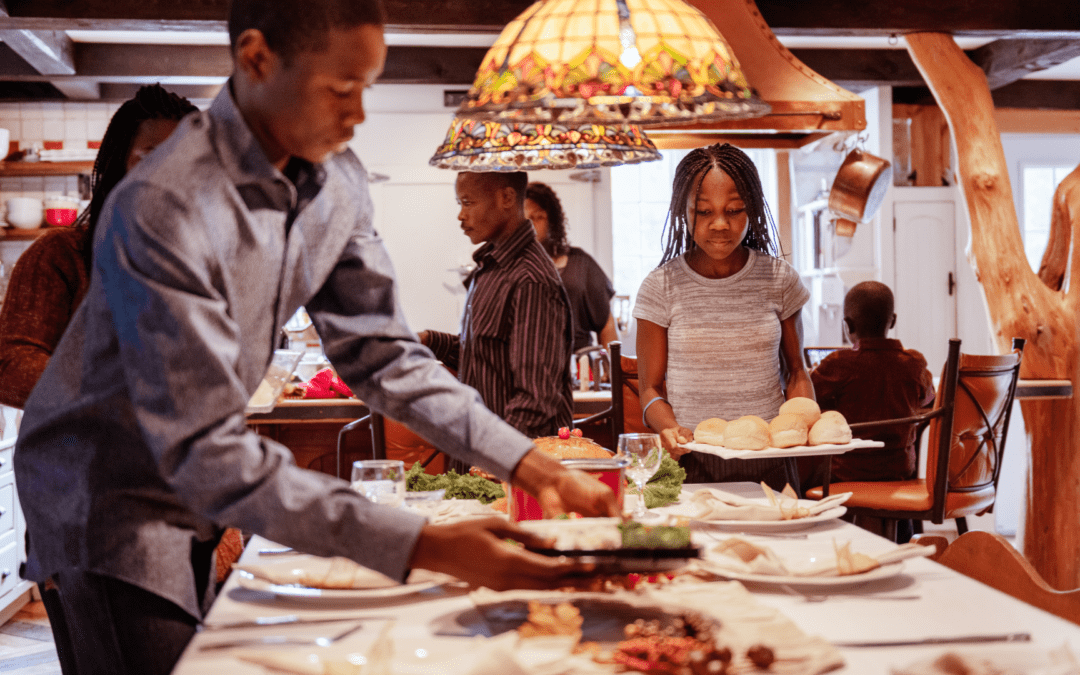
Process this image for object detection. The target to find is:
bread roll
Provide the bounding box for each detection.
[779,397,821,427]
[808,410,852,445]
[769,413,808,448]
[531,435,613,459]
[694,418,728,446]
[723,415,771,451]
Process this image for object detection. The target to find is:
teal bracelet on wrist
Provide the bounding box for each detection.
[641,396,668,428]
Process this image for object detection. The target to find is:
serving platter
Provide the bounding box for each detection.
[526,546,701,574]
[654,500,848,531]
[235,570,445,601]
[680,438,883,460]
[699,560,906,588]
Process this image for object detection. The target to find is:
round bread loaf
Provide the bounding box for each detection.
[808,410,852,445]
[769,413,808,448]
[723,415,771,451]
[779,397,821,427]
[531,435,613,459]
[694,418,728,446]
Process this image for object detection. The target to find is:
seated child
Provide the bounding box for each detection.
[810,281,935,483]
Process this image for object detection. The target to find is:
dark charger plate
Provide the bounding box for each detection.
[525,546,701,574]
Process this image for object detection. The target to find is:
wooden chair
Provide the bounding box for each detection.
[322,413,444,479]
[575,341,653,448]
[914,531,1080,626]
[806,337,1024,541]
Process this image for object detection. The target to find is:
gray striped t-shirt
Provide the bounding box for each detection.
[633,249,810,429]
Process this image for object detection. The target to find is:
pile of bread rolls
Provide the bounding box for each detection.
[692,397,852,451]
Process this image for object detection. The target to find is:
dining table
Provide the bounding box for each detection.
[172,482,1080,675]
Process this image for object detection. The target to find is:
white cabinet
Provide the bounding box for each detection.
[0,407,33,625]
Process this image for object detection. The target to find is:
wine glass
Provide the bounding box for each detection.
[618,433,664,519]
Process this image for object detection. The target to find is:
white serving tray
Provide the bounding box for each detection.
[680,438,883,460]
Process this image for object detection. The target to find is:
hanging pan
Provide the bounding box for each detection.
[828,148,892,237]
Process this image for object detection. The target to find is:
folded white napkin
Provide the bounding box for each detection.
[705,538,934,577]
[688,487,850,522]
[406,498,502,525]
[236,556,444,590]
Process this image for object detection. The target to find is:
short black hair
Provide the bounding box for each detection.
[228,0,386,63]
[844,281,895,337]
[526,181,569,257]
[460,171,528,205]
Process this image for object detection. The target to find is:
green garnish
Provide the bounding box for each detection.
[642,456,686,509]
[405,462,505,504]
[619,522,691,549]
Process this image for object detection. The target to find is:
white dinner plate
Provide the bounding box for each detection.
[700,560,905,588]
[654,499,847,532]
[234,570,446,601]
[680,438,883,460]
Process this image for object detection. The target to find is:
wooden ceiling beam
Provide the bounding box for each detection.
[0,0,1078,38]
[789,49,925,89]
[967,39,1080,90]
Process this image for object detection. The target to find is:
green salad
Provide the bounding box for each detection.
[641,456,686,509]
[405,462,505,504]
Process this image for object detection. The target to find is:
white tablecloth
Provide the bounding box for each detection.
[173,483,1080,675]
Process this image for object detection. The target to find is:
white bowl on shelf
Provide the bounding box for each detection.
[5,197,43,229]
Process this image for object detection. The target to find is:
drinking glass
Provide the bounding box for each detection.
[617,433,664,519]
[351,459,406,508]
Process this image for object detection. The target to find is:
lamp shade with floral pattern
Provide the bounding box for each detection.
[455,0,770,127]
[429,116,661,171]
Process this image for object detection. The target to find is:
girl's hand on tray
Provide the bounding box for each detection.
[660,426,694,457]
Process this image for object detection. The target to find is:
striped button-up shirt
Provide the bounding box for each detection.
[428,220,573,441]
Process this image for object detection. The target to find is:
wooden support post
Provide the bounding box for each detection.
[905,32,1080,589]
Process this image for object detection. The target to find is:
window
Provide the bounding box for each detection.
[1020,164,1075,274]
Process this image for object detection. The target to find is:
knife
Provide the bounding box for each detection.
[834,632,1031,648]
[199,622,366,651]
[200,614,391,631]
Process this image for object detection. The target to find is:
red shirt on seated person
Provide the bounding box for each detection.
[810,281,934,483]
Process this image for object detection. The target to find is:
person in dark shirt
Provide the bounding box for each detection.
[422,172,574,466]
[525,181,617,352]
[810,281,935,484]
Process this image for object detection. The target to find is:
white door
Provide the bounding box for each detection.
[893,200,957,372]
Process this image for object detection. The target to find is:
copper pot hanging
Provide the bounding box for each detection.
[828,148,892,237]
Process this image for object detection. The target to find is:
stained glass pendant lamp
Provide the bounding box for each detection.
[455,0,770,127]
[429,116,661,171]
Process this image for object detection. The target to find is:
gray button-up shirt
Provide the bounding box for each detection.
[14,86,533,619]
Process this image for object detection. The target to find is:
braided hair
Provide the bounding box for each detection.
[658,143,779,266]
[78,84,197,268]
[525,181,570,258]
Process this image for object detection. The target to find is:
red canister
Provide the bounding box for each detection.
[510,456,629,521]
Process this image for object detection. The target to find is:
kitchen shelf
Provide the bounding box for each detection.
[0,161,94,177]
[1,228,52,240]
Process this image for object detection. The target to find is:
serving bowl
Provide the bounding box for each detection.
[6,197,43,229]
[44,196,79,227]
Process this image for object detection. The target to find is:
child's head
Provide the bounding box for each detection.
[660,143,777,265]
[843,281,897,341]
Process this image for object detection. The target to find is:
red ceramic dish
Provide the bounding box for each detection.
[45,208,78,227]
[510,457,628,521]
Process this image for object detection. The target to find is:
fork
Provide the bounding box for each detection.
[198,621,366,651]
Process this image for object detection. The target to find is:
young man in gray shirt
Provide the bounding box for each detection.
[14,1,616,671]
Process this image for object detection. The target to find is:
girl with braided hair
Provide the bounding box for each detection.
[0,84,197,409]
[633,143,814,487]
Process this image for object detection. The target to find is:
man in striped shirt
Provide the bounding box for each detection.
[423,172,574,468]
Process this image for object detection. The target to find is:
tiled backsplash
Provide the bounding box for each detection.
[0,100,118,204]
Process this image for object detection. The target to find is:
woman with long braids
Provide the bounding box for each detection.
[525,181,618,352]
[632,143,813,487]
[0,84,197,409]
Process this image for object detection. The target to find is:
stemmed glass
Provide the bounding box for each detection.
[618,433,664,519]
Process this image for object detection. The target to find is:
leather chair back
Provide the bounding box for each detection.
[924,339,1023,519]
